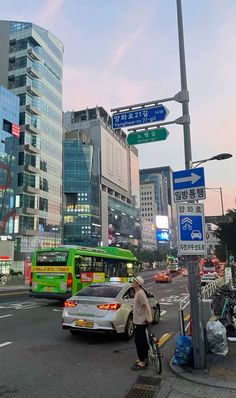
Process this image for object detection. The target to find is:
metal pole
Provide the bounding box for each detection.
[176,0,192,170]
[176,0,205,369]
[220,187,224,216]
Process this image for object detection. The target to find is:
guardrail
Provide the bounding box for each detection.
[201,276,225,299]
[179,276,226,335]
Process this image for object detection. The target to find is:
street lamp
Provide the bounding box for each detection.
[206,187,224,216]
[192,153,232,168]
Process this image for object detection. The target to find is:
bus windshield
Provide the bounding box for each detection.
[36,251,68,266]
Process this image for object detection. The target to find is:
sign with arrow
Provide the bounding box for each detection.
[173,167,206,203]
[112,105,168,129]
[127,127,169,145]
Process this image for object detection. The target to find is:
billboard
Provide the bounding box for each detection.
[156,229,170,242]
[156,215,169,229]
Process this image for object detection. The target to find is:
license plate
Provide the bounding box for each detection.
[44,286,52,292]
[75,319,94,328]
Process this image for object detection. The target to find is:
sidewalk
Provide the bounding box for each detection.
[149,333,236,398]
[170,339,236,390]
[0,277,28,291]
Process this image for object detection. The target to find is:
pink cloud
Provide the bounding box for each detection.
[63,65,149,111]
[35,0,66,26]
[111,25,146,68]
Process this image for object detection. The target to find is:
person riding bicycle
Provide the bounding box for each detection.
[131,276,152,370]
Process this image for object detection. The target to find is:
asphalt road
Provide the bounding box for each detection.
[0,273,189,398]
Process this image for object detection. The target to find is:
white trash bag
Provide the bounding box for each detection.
[206,319,228,356]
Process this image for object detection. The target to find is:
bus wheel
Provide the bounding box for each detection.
[124,314,134,339]
[152,306,160,325]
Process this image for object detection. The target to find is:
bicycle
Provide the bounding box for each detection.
[146,326,163,374]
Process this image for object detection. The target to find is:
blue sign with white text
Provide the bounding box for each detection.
[180,215,204,241]
[173,168,205,190]
[112,105,168,129]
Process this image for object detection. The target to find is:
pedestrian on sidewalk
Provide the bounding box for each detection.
[131,276,152,370]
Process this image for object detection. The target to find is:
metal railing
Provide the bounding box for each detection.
[179,276,225,335]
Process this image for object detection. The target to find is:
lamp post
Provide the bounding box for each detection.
[192,153,232,168]
[206,187,224,216]
[205,187,229,263]
[176,0,232,370]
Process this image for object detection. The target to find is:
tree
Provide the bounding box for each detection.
[132,248,167,266]
[214,209,236,260]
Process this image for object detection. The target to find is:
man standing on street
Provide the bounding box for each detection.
[131,276,152,370]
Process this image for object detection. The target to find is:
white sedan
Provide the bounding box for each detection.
[62,282,160,339]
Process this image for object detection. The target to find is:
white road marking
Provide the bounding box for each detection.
[160,302,173,306]
[0,301,43,310]
[166,289,172,292]
[0,314,13,319]
[0,342,12,348]
[160,310,167,316]
[53,309,63,312]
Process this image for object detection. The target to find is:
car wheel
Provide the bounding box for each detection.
[123,314,134,339]
[70,330,79,336]
[152,306,160,324]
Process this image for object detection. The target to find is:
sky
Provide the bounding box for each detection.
[1,0,235,216]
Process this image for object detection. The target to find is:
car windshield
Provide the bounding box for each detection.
[76,285,123,298]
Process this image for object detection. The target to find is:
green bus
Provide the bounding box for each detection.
[166,255,179,272]
[29,245,139,300]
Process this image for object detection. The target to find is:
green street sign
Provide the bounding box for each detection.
[127,127,169,145]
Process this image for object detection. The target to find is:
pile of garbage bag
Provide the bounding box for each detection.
[172,335,193,366]
[206,319,228,356]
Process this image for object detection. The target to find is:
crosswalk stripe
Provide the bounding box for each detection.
[0,342,12,348]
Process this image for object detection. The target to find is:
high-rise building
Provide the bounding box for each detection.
[140,166,176,248]
[0,21,63,264]
[0,85,20,238]
[63,107,141,248]
[63,129,100,247]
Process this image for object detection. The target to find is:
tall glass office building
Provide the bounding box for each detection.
[0,86,19,237]
[63,130,101,246]
[0,21,63,263]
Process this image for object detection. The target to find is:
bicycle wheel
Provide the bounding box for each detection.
[151,344,162,374]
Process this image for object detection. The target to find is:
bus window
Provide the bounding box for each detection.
[80,257,92,272]
[92,258,104,272]
[74,256,81,278]
[103,259,116,279]
[36,251,68,265]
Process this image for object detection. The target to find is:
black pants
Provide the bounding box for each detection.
[135,324,149,362]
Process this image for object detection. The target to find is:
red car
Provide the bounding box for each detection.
[154,270,172,283]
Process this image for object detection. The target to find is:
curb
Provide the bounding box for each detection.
[169,357,236,390]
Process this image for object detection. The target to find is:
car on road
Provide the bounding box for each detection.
[153,270,172,283]
[62,282,160,339]
[201,273,218,286]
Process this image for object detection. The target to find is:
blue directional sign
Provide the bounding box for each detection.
[112,105,168,129]
[177,203,206,255]
[173,167,206,203]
